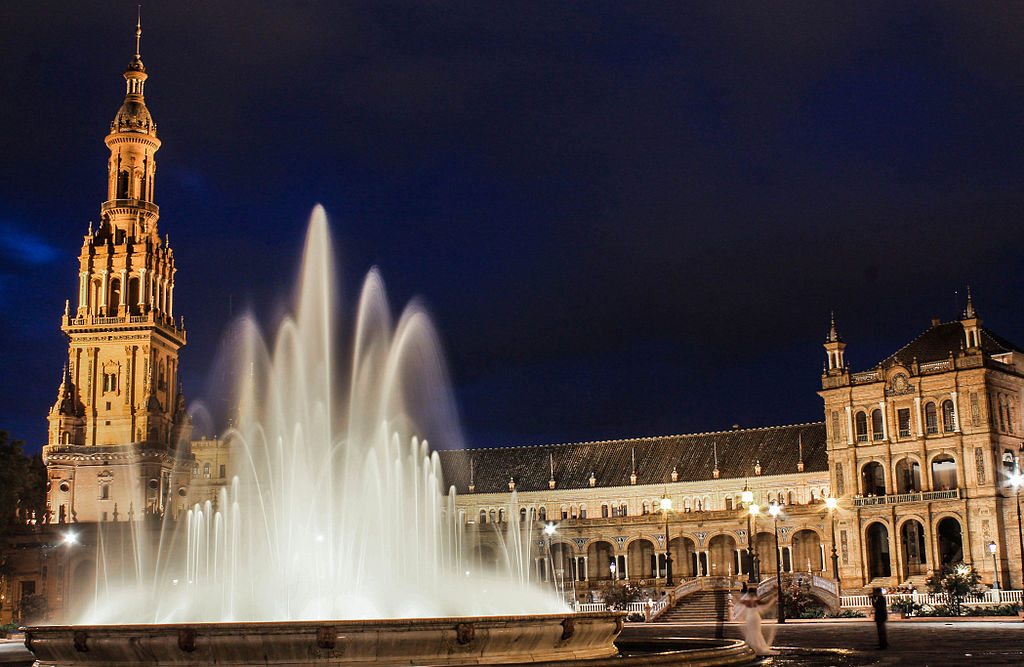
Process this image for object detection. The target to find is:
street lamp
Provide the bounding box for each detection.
[543,522,557,584]
[769,501,785,623]
[660,495,674,586]
[987,541,999,590]
[825,496,840,597]
[748,502,761,583]
[1010,472,1023,590]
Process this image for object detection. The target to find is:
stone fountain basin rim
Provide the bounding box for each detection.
[25,610,623,632]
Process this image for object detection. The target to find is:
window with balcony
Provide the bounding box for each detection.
[942,400,956,432]
[871,409,884,440]
[855,411,868,443]
[925,402,938,434]
[897,408,911,437]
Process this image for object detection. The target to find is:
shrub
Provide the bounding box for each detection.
[625,612,646,622]
[829,608,866,618]
[0,622,21,637]
[889,597,923,617]
[926,563,982,617]
[600,580,643,611]
[964,603,1021,617]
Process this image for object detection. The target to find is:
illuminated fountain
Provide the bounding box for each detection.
[24,208,751,665]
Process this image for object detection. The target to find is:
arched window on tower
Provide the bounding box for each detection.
[109,278,121,317]
[127,277,140,314]
[855,411,868,442]
[117,170,130,198]
[203,463,210,478]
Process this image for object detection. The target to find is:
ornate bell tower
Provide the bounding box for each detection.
[44,17,192,524]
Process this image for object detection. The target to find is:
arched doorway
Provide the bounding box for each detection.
[627,538,657,580]
[587,540,616,580]
[895,458,921,494]
[791,529,823,573]
[862,462,886,496]
[931,456,958,491]
[708,534,738,578]
[900,520,927,577]
[936,517,963,566]
[865,522,892,580]
[670,536,697,578]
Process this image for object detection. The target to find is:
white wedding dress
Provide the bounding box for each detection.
[733,592,778,656]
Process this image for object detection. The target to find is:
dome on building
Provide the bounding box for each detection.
[111,98,155,134]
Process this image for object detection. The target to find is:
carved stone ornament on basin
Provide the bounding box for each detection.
[24,611,624,666]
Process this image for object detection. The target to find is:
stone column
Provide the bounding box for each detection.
[845,406,854,445]
[951,391,961,431]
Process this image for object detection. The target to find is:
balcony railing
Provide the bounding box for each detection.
[101,198,160,215]
[851,370,881,384]
[853,488,963,506]
[842,589,1022,609]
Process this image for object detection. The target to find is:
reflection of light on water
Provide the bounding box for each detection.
[78,206,565,624]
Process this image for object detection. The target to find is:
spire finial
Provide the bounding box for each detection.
[964,285,976,318]
[827,311,841,343]
[135,6,143,59]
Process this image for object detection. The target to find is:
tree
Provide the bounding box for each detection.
[926,562,982,616]
[599,580,643,610]
[0,431,45,530]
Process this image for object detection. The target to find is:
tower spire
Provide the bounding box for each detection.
[135,6,142,59]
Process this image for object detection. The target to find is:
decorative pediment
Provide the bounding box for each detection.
[885,371,915,396]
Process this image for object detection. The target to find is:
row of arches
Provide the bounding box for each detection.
[85,271,172,318]
[473,530,826,582]
[854,401,955,443]
[860,454,958,496]
[864,516,963,580]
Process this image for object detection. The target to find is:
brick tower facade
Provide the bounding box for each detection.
[43,18,191,524]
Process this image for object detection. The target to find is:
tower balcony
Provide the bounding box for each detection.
[62,308,185,345]
[101,198,160,217]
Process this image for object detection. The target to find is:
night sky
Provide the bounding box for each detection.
[3,3,1024,455]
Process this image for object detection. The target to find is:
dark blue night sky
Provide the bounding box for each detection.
[3,3,1024,454]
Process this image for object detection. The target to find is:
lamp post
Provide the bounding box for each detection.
[825,496,840,597]
[543,522,557,585]
[741,488,756,582]
[660,495,674,586]
[769,501,785,623]
[1010,472,1023,590]
[987,541,999,590]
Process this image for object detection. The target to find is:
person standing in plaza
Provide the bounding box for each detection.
[870,588,888,649]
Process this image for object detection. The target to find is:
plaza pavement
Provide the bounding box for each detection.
[624,619,1024,666]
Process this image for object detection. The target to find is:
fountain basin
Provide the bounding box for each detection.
[24,612,623,666]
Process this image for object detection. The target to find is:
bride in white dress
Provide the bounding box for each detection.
[732,583,779,656]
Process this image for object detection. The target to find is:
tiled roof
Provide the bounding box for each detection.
[878,322,1024,368]
[436,423,826,494]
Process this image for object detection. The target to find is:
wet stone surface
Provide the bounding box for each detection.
[623,620,1024,666]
